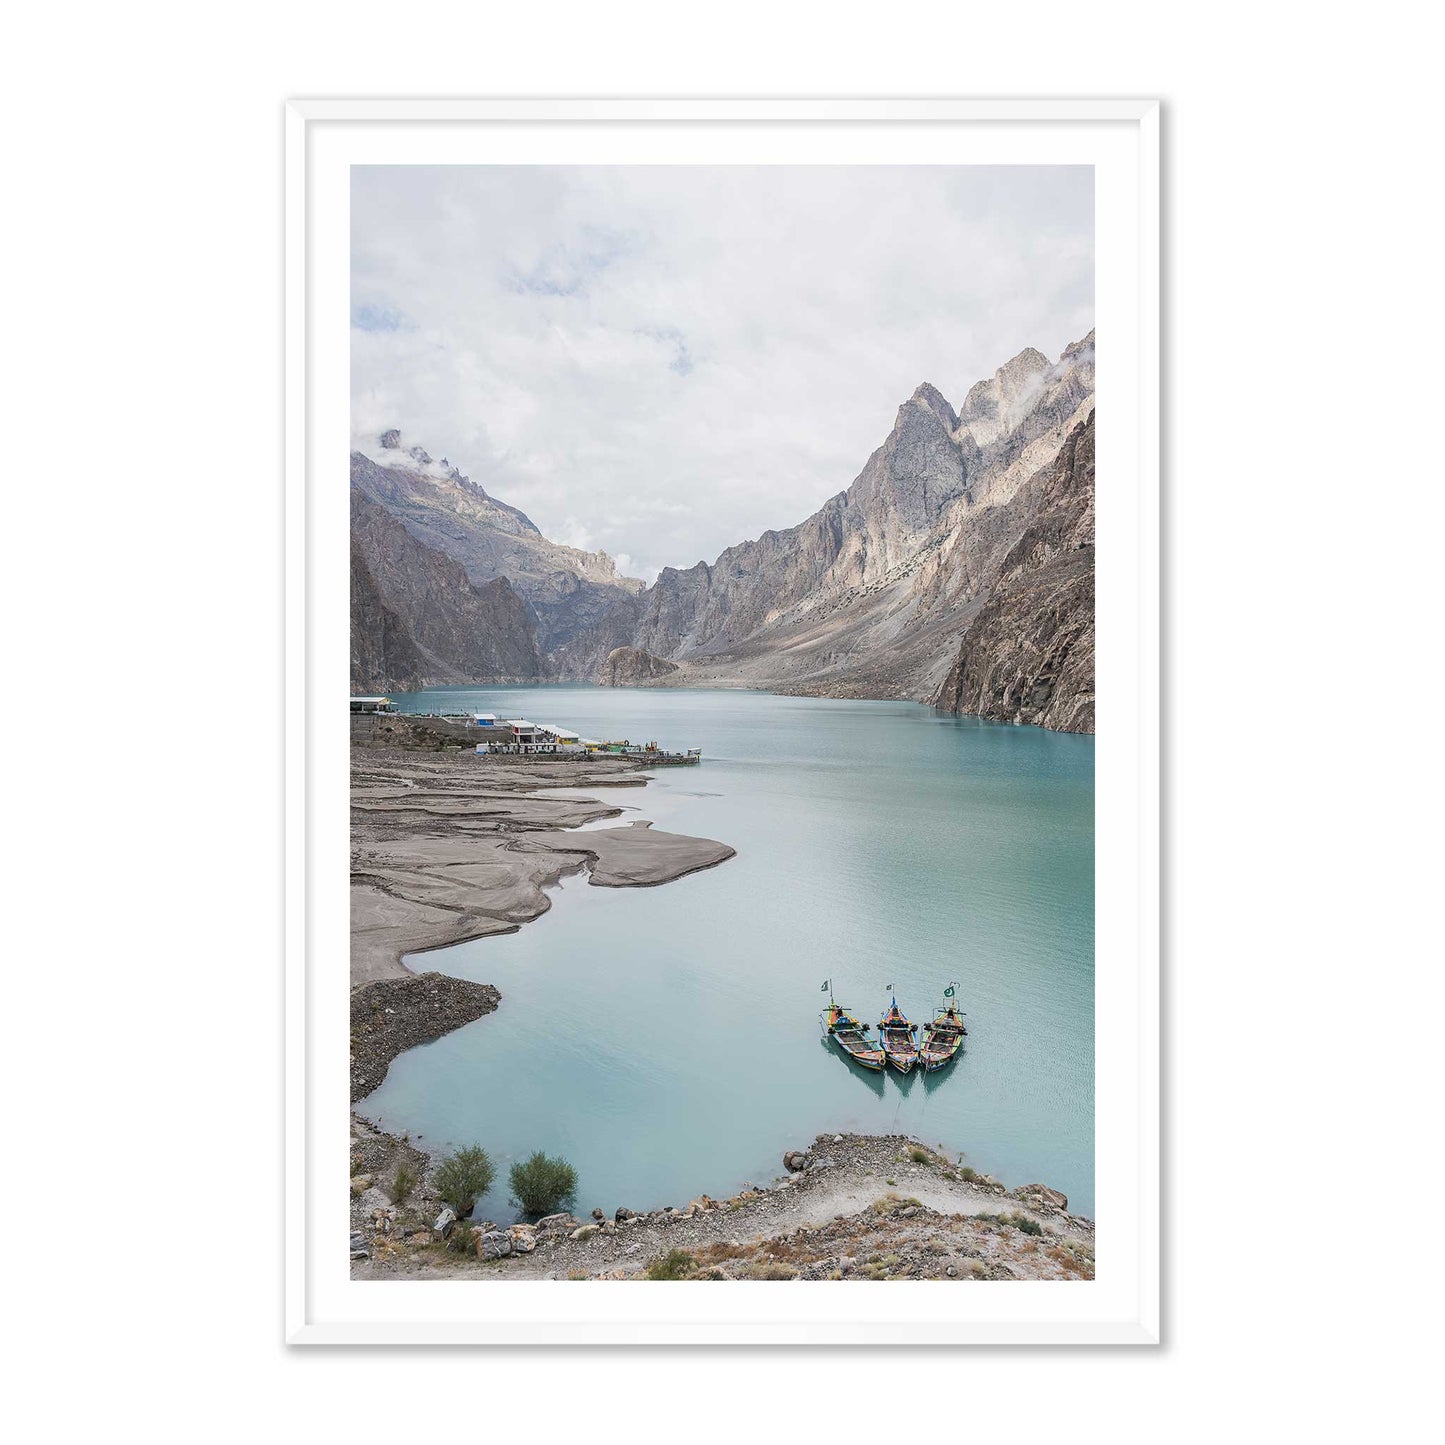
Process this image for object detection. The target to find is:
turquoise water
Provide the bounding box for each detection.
[362,685,1095,1220]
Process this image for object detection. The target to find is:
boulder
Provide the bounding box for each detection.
[569,1224,600,1243]
[591,1208,606,1221]
[433,1206,458,1237]
[1014,1183,1068,1210]
[477,1231,512,1260]
[350,1173,374,1196]
[507,1225,538,1255]
[537,1212,582,1235]
[783,1151,810,1173]
[615,1207,636,1223]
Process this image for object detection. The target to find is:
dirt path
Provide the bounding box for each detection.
[351,1130,1094,1283]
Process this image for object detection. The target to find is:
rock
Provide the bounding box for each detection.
[357,1185,390,1214]
[507,1225,538,1254]
[477,1231,512,1260]
[1014,1184,1068,1210]
[598,645,680,686]
[409,1230,434,1246]
[570,1224,600,1243]
[350,1174,374,1196]
[833,1135,844,1143]
[615,1207,635,1223]
[783,1151,810,1172]
[537,1212,582,1235]
[433,1206,458,1237]
[946,1265,957,1278]
[591,1208,606,1221]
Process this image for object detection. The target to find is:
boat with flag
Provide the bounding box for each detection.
[918,983,968,1072]
[819,980,886,1071]
[877,990,920,1074]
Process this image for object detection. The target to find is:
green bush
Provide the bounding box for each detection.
[644,1249,696,1281]
[390,1164,415,1204]
[908,1147,933,1165]
[433,1145,495,1216]
[449,1220,476,1254]
[509,1152,578,1215]
[958,1166,979,1182]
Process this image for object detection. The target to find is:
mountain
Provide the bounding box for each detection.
[351,530,428,694]
[348,333,1096,732]
[933,411,1095,732]
[350,491,545,691]
[555,332,1095,729]
[350,432,644,653]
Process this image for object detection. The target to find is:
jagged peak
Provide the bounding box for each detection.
[905,381,960,432]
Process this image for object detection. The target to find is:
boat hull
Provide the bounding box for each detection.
[832,1037,886,1070]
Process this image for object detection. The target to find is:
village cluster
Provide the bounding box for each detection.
[350,695,702,763]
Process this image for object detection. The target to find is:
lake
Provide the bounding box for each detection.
[360,684,1095,1220]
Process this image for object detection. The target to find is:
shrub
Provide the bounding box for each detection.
[976,1211,1043,1237]
[959,1166,979,1182]
[433,1145,495,1216]
[390,1164,415,1204]
[644,1249,696,1281]
[908,1147,933,1165]
[509,1152,578,1216]
[448,1220,476,1254]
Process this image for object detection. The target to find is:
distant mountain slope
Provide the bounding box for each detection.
[349,333,1096,730]
[932,412,1095,732]
[350,491,545,690]
[350,433,644,652]
[556,332,1095,719]
[350,531,427,694]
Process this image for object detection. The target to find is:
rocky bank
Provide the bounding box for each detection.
[350,1126,1094,1282]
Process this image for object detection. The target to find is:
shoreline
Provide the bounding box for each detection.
[350,711,735,1097]
[350,1123,1094,1282]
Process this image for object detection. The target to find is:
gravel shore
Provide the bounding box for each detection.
[350,1127,1094,1282]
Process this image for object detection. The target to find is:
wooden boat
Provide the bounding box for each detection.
[820,998,886,1071]
[919,988,968,1072]
[877,996,920,1074]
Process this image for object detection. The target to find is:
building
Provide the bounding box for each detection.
[507,720,549,753]
[350,695,396,715]
[547,727,585,755]
[472,713,499,728]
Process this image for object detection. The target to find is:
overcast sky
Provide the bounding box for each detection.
[352,165,1093,582]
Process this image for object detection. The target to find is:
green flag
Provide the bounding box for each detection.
[944,985,955,998]
[821,979,830,992]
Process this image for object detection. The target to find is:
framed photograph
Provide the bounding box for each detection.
[286,98,1159,1345]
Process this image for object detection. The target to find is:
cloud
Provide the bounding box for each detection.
[351,165,1094,582]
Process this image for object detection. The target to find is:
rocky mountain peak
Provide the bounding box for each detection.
[379,428,401,449]
[907,382,960,433]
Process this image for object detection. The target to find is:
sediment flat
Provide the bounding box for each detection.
[351,722,735,987]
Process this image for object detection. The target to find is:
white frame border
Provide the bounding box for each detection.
[285,97,1160,1346]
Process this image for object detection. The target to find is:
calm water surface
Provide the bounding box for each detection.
[361,685,1094,1219]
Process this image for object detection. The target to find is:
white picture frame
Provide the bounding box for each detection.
[286,98,1160,1345]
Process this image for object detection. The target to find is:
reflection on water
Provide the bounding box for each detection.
[361,684,1094,1220]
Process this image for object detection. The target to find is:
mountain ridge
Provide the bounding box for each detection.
[350,332,1096,731]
